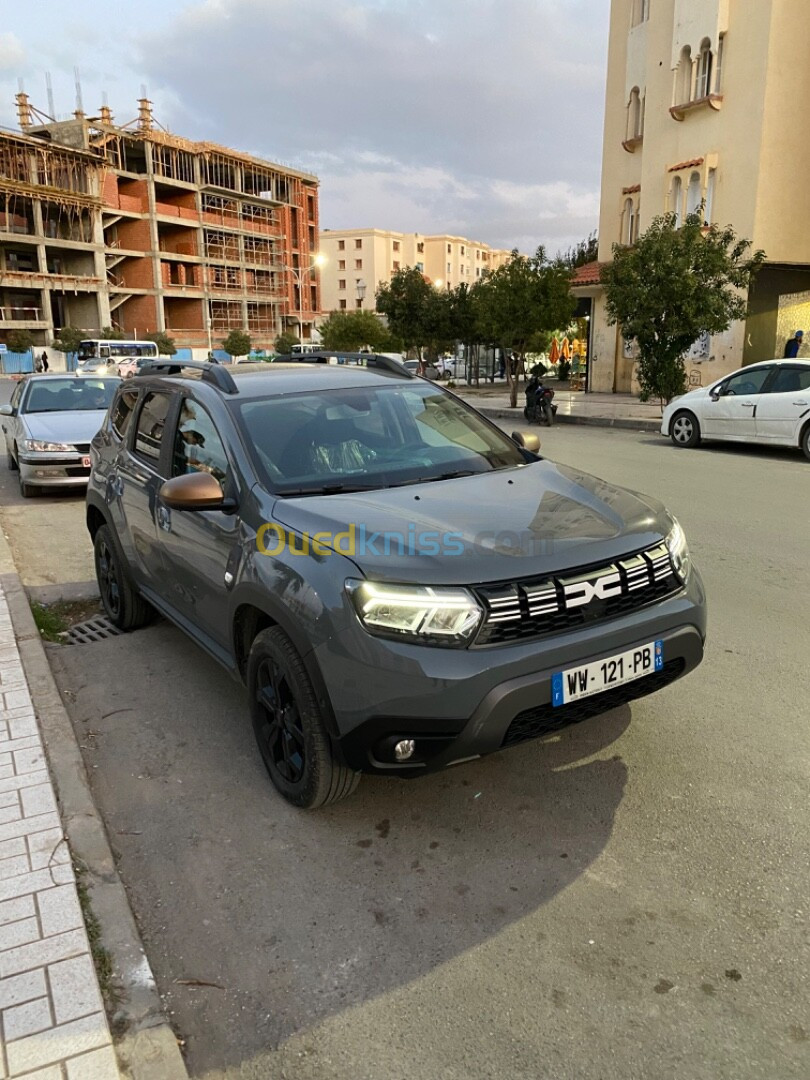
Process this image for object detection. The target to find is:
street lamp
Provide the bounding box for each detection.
[281,253,326,345]
[356,279,367,308]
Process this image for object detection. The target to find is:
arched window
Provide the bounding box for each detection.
[696,38,713,98]
[686,171,702,216]
[670,176,682,226]
[623,198,636,245]
[676,45,693,104]
[715,34,725,92]
[705,169,716,224]
[632,0,650,25]
[628,87,643,139]
[634,202,642,242]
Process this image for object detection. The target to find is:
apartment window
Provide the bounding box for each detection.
[628,87,643,139]
[393,261,400,271]
[476,250,480,259]
[416,261,424,272]
[338,240,345,251]
[339,259,346,270]
[339,299,347,309]
[631,0,650,26]
[676,45,693,104]
[447,262,451,273]
[355,259,363,269]
[447,243,451,253]
[705,168,716,224]
[623,198,636,245]
[393,240,400,252]
[696,39,713,99]
[670,175,683,226]
[356,298,363,309]
[355,238,362,249]
[417,242,424,253]
[686,171,702,216]
[339,279,346,290]
[460,245,465,255]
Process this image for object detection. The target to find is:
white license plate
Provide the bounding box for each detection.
[551,640,663,707]
[81,456,91,468]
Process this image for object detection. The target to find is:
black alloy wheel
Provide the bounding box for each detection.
[255,656,307,786]
[93,524,152,631]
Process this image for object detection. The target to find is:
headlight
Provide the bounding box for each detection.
[665,519,691,584]
[346,579,483,647]
[20,440,74,452]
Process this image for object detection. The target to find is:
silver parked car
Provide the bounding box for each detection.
[1,375,120,497]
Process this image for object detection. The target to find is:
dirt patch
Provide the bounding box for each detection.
[30,598,103,642]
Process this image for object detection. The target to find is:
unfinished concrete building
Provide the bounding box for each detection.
[1,95,321,352]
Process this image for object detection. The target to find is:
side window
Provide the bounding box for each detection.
[134,392,172,464]
[721,368,772,397]
[767,367,810,394]
[111,390,139,440]
[172,399,229,484]
[10,382,24,412]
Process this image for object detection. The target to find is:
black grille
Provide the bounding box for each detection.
[475,544,680,645]
[74,443,91,454]
[501,658,686,748]
[64,467,91,478]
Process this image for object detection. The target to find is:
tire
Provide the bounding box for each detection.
[670,410,701,449]
[248,626,360,809]
[18,467,34,498]
[542,400,554,427]
[7,445,18,472]
[801,423,810,462]
[93,524,152,631]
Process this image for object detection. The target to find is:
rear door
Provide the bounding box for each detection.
[754,365,810,444]
[702,366,773,440]
[115,389,178,586]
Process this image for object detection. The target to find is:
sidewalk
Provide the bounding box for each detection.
[453,387,664,432]
[0,581,119,1078]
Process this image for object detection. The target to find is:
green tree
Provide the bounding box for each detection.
[375,267,434,356]
[52,327,84,356]
[561,231,599,269]
[475,249,576,406]
[7,330,34,354]
[318,310,386,351]
[222,330,252,359]
[602,209,765,405]
[100,325,125,340]
[274,331,299,355]
[145,330,177,355]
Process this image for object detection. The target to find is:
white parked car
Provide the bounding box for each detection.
[661,359,810,460]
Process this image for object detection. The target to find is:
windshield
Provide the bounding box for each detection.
[23,378,120,414]
[81,359,110,369]
[235,382,527,495]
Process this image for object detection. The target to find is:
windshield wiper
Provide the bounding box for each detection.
[278,482,383,497]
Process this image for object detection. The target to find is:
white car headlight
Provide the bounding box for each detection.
[665,519,691,584]
[347,579,483,647]
[21,440,74,453]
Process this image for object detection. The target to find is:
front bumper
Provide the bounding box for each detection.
[19,455,91,488]
[318,568,707,775]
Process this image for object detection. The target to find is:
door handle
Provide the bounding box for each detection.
[740,402,755,407]
[794,401,808,406]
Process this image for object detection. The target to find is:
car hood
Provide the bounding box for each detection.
[270,459,672,585]
[664,385,711,411]
[23,411,107,444]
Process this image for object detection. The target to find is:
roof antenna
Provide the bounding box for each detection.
[74,66,85,119]
[45,72,56,120]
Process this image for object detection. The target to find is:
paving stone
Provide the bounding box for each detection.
[0,868,57,905]
[3,993,52,1041]
[0,967,47,1009]
[6,1010,110,1075]
[37,885,83,938]
[27,830,67,871]
[0,812,60,844]
[0,854,31,881]
[0,805,22,826]
[12,1065,62,1080]
[49,954,103,1024]
[0,928,87,979]
[19,785,58,819]
[0,769,49,796]
[0,689,29,712]
[7,714,39,739]
[65,1044,120,1079]
[0,894,35,927]
[12,746,45,775]
[0,837,25,862]
[0,916,40,952]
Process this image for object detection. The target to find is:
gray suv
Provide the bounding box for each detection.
[87,359,706,808]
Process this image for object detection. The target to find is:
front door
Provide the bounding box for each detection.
[155,396,243,655]
[702,366,773,440]
[755,365,810,443]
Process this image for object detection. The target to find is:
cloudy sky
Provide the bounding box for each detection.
[0,0,609,254]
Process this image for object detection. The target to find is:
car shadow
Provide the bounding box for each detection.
[49,622,630,1076]
[640,437,805,463]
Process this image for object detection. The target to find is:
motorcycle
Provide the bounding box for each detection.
[523,372,557,426]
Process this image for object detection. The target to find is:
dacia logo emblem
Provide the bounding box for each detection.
[562,570,623,609]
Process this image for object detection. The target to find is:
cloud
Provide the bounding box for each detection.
[136,0,607,251]
[0,33,25,73]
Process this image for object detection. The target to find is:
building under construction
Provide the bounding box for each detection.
[0,94,321,352]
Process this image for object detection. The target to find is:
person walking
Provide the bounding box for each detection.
[40,351,49,372]
[783,330,804,358]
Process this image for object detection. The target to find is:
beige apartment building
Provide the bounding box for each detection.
[319,228,510,314]
[579,0,810,393]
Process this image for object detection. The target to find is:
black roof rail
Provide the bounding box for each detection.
[291,351,413,378]
[135,359,239,394]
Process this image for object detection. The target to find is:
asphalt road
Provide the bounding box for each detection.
[1,387,808,1079]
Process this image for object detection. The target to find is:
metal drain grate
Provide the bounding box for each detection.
[64,616,123,645]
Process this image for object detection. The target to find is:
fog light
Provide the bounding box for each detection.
[394,739,416,762]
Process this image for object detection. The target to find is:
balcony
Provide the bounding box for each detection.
[0,305,46,327]
[670,94,724,121]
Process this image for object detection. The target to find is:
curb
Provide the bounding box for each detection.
[0,537,188,1079]
[470,405,662,433]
